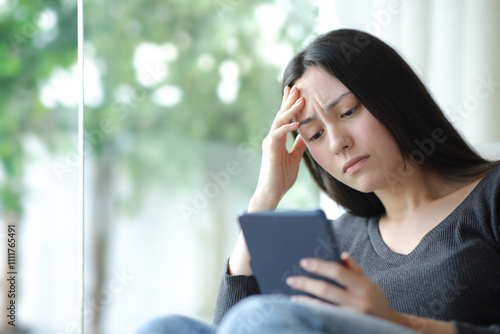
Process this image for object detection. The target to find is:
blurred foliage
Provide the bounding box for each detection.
[83,0,317,211]
[0,0,77,215]
[0,0,317,216]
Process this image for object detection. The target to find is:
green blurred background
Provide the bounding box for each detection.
[0,0,318,332]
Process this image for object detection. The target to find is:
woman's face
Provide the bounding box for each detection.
[294,66,404,193]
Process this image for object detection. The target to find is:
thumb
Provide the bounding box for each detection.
[341,252,364,274]
[290,134,307,161]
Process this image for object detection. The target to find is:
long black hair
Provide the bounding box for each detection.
[282,29,500,217]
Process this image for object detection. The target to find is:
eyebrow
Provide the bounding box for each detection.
[298,92,352,127]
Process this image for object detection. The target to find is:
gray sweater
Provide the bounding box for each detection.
[213,166,500,334]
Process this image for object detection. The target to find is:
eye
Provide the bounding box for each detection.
[341,106,358,118]
[309,130,324,142]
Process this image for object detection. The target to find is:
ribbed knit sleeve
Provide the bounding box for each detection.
[453,321,500,334]
[212,259,261,326]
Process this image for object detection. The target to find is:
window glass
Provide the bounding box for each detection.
[82,1,318,332]
[0,0,80,332]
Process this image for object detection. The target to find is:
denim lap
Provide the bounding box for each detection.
[218,295,422,334]
[134,314,215,334]
[135,295,423,334]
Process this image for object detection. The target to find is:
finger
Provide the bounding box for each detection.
[287,275,349,304]
[271,97,304,130]
[281,85,299,111]
[281,85,291,105]
[299,258,365,290]
[290,134,307,161]
[268,122,299,145]
[281,96,305,120]
[290,294,327,306]
[341,252,364,275]
[276,86,300,120]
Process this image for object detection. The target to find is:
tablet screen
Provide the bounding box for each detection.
[239,209,342,297]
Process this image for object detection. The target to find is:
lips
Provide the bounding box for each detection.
[343,156,370,174]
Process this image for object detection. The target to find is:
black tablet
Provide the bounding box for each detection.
[238,209,343,297]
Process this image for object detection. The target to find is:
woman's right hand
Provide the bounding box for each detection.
[228,85,307,276]
[249,85,308,212]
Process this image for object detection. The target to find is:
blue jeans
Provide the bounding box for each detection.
[135,295,422,334]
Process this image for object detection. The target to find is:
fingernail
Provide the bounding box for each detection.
[286,276,298,287]
[300,258,313,269]
[294,97,303,104]
[341,252,349,260]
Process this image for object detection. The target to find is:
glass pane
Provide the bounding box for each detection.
[83,1,318,332]
[0,0,80,332]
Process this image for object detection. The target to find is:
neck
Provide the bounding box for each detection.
[374,164,459,222]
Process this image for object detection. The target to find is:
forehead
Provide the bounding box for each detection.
[294,67,349,103]
[293,67,352,124]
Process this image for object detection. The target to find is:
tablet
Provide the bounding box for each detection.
[238,209,343,297]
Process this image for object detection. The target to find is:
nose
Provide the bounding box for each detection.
[327,124,353,155]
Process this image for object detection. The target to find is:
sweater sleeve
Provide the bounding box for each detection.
[453,321,500,334]
[212,259,261,326]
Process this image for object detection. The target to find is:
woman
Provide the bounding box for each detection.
[137,29,500,334]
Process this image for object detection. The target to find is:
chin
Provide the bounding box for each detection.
[345,176,383,194]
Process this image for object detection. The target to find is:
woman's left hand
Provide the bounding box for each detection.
[286,252,398,322]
